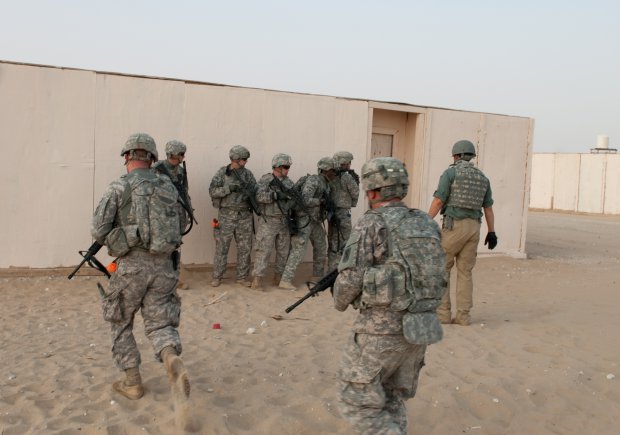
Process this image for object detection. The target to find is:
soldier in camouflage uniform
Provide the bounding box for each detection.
[428,140,497,326]
[328,151,360,270]
[278,157,338,290]
[153,140,192,290]
[251,153,295,290]
[208,145,258,287]
[91,133,190,404]
[333,156,444,434]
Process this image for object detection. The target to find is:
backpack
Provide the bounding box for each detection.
[360,206,447,344]
[293,173,311,193]
[361,207,447,313]
[105,171,182,256]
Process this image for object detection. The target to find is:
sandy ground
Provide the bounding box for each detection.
[1,210,619,434]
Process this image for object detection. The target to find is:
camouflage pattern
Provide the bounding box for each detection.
[105,250,181,369]
[153,159,185,186]
[229,145,250,160]
[209,165,258,210]
[253,172,295,278]
[317,156,336,171]
[337,333,426,435]
[327,171,359,269]
[271,153,292,168]
[209,165,257,280]
[334,200,440,434]
[445,160,490,210]
[165,140,187,156]
[333,151,354,165]
[360,157,409,191]
[91,168,184,256]
[212,207,254,280]
[281,173,330,282]
[92,161,184,372]
[121,133,158,160]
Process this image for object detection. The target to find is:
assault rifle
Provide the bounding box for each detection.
[271,174,315,221]
[284,269,339,313]
[67,241,111,280]
[231,168,262,216]
[269,174,298,235]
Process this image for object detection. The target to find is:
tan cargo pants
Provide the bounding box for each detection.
[437,218,481,319]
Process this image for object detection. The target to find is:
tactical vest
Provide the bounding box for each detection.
[446,161,489,210]
[360,207,447,314]
[105,171,182,256]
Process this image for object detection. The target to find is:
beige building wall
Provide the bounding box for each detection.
[529,153,620,215]
[0,61,533,269]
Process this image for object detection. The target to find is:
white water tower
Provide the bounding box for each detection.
[591,134,617,153]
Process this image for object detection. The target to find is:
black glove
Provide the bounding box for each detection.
[484,232,498,250]
[229,183,240,192]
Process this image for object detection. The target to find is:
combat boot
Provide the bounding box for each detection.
[251,276,264,291]
[211,278,221,287]
[272,273,282,287]
[112,367,144,400]
[161,346,191,401]
[177,280,189,290]
[236,278,252,288]
[453,311,471,326]
[436,311,452,325]
[278,280,297,291]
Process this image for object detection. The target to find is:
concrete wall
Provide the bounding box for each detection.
[0,61,533,268]
[530,153,620,214]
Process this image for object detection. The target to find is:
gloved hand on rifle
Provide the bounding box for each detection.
[229,183,240,193]
[484,232,498,250]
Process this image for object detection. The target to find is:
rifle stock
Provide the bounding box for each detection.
[67,241,111,279]
[285,269,339,313]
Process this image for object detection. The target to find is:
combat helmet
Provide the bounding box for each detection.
[317,156,336,172]
[165,140,187,156]
[272,153,292,168]
[333,151,354,165]
[452,140,476,157]
[361,157,409,198]
[121,133,158,161]
[229,145,250,160]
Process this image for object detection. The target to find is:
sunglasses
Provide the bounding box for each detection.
[176,152,185,157]
[279,165,290,170]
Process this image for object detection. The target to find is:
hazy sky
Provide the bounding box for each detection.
[1,0,618,152]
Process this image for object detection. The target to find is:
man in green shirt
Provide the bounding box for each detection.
[428,140,497,326]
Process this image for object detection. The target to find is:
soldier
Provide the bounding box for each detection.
[91,133,190,405]
[153,140,193,290]
[251,153,295,290]
[428,139,497,326]
[278,157,338,290]
[333,156,445,434]
[208,145,258,287]
[328,151,360,269]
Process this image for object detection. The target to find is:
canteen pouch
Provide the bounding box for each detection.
[402,312,443,344]
[102,288,123,323]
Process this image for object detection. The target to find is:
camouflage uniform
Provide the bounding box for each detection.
[209,165,257,282]
[328,170,359,269]
[333,157,443,434]
[253,171,295,281]
[280,172,330,284]
[153,140,192,288]
[91,141,185,372]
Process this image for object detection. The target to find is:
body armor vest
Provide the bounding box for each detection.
[446,161,489,210]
